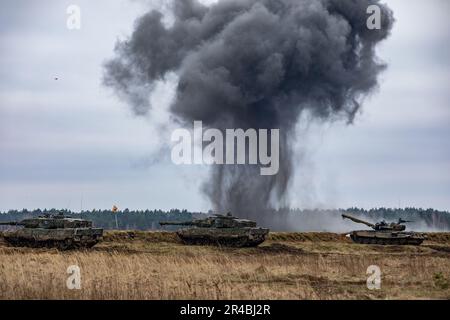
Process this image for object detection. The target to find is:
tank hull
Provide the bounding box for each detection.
[349,230,425,245]
[3,227,103,250]
[176,227,269,247]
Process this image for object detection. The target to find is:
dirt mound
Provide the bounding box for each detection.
[92,230,450,246]
[103,230,180,243]
[259,243,305,255]
[426,233,450,244]
[269,232,350,242]
[426,245,450,254]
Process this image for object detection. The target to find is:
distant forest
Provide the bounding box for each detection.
[1,207,449,231]
[0,208,193,230]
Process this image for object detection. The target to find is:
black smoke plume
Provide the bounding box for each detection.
[104,0,394,228]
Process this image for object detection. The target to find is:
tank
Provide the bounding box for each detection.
[160,212,269,247]
[0,213,103,250]
[342,214,426,245]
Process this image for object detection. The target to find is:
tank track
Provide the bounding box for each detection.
[178,236,266,247]
[350,235,424,245]
[4,237,99,250]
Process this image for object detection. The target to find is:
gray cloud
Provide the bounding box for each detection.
[104,0,394,227]
[1,0,448,217]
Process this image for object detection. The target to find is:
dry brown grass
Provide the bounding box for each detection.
[0,231,449,300]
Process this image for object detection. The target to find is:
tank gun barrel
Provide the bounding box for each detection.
[342,214,375,228]
[0,221,22,226]
[159,221,195,226]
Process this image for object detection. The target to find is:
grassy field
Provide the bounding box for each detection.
[0,231,449,300]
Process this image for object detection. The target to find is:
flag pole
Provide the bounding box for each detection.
[112,205,119,229]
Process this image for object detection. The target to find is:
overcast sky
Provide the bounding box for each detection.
[0,0,449,212]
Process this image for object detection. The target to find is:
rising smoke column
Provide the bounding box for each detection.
[104,0,394,227]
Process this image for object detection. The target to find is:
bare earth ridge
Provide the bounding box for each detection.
[0,231,449,299]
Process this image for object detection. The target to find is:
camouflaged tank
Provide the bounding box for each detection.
[342,214,426,245]
[0,213,103,250]
[160,213,269,247]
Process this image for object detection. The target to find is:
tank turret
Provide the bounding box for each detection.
[160,213,257,229]
[0,213,103,250]
[160,221,209,227]
[159,212,268,247]
[0,216,92,229]
[341,214,375,228]
[341,214,425,245]
[342,214,411,231]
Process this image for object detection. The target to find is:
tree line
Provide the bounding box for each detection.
[0,207,449,230]
[0,208,194,230]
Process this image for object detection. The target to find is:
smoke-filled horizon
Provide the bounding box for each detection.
[104,0,394,228]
